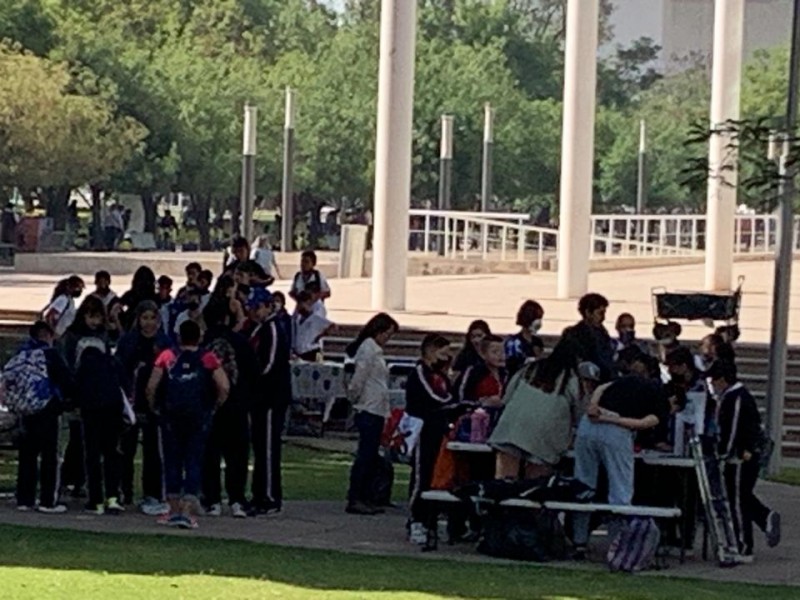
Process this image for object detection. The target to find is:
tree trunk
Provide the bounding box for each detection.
[141,192,157,233]
[45,185,71,231]
[90,184,103,250]
[195,194,212,251]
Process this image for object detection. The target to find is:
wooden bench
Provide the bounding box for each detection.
[419,490,682,556]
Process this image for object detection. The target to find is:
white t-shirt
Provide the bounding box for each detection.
[251,248,276,277]
[291,270,330,297]
[47,294,77,337]
[292,312,332,356]
[92,290,118,308]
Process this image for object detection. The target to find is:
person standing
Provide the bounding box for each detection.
[43,276,84,339]
[561,293,615,382]
[247,288,292,516]
[11,322,73,513]
[345,313,398,515]
[251,235,283,281]
[504,300,545,378]
[708,361,781,561]
[91,271,118,310]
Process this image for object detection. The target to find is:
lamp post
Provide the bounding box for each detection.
[636,119,647,215]
[765,0,800,476]
[438,115,453,211]
[240,103,257,243]
[281,87,296,253]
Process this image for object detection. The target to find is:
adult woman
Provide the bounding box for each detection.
[116,301,172,513]
[504,300,545,378]
[489,340,581,480]
[345,313,398,516]
[451,320,491,378]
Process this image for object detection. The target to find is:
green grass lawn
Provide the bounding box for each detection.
[0,524,795,600]
[0,443,410,503]
[767,467,800,487]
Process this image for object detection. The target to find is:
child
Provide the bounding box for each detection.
[246,287,292,516]
[455,335,507,410]
[72,299,127,515]
[272,291,292,346]
[224,237,251,276]
[291,290,334,362]
[43,275,84,338]
[405,334,454,543]
[201,302,258,518]
[91,271,117,309]
[504,300,545,378]
[708,360,781,561]
[116,301,172,513]
[176,262,202,301]
[304,281,328,318]
[289,250,330,301]
[197,269,214,308]
[10,322,73,513]
[173,289,206,340]
[251,234,282,281]
[156,275,174,307]
[146,320,230,529]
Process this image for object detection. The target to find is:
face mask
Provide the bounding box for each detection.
[620,330,635,344]
[71,290,82,298]
[658,336,674,346]
[186,302,200,312]
[529,319,543,334]
[433,359,450,371]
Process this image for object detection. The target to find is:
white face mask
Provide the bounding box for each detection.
[529,319,543,334]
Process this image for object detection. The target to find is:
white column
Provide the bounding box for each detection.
[705,0,744,291]
[557,0,599,299]
[371,0,417,311]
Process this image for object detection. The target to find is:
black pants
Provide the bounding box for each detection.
[251,404,286,508]
[120,416,165,503]
[347,411,384,504]
[82,409,122,506]
[203,405,250,506]
[724,458,771,552]
[16,409,61,508]
[408,424,444,522]
[61,418,85,490]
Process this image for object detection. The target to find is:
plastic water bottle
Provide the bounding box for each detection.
[470,408,490,443]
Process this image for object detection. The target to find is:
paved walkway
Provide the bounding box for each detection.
[2,259,799,343]
[0,479,797,587]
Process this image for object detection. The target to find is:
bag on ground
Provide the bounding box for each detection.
[478,507,567,562]
[1,347,53,416]
[607,517,661,573]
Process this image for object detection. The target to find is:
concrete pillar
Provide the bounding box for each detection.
[557,0,599,299]
[240,104,257,243]
[281,88,296,253]
[371,0,417,311]
[705,0,744,291]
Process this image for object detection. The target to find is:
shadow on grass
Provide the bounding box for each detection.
[0,524,794,600]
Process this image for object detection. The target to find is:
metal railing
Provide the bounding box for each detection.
[408,209,557,270]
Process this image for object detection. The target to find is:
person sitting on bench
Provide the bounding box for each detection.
[571,354,670,559]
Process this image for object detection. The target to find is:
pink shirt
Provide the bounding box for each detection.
[154,348,221,371]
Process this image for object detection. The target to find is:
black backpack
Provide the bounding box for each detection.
[163,350,212,417]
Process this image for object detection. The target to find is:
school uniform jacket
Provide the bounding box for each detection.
[249,316,291,408]
[404,362,455,434]
[717,382,764,460]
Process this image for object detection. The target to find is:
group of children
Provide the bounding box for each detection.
[344,294,780,561]
[6,240,333,529]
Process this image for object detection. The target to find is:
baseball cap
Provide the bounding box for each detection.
[577,362,601,381]
[246,287,273,310]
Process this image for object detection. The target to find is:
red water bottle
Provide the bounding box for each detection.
[470,408,490,443]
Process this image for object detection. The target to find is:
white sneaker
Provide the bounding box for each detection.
[37,504,67,514]
[230,502,247,519]
[16,505,33,512]
[106,497,125,515]
[409,521,428,545]
[205,503,222,517]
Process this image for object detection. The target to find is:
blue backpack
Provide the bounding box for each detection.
[2,347,53,416]
[164,350,212,417]
[607,517,661,573]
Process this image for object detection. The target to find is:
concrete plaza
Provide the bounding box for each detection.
[1,258,797,344]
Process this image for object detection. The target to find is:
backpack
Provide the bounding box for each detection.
[164,350,212,417]
[478,507,567,562]
[607,517,661,573]
[1,347,53,416]
[207,337,238,387]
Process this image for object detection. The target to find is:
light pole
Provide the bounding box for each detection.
[281,87,296,253]
[438,115,453,211]
[240,103,257,243]
[480,103,494,213]
[636,119,647,214]
[765,0,800,476]
[371,0,417,311]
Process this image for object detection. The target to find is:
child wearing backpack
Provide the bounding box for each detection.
[146,320,230,529]
[6,322,73,513]
[289,250,330,302]
[71,300,128,515]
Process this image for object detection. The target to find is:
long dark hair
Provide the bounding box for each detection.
[346,313,398,358]
[68,295,108,334]
[50,275,83,302]
[529,339,580,395]
[129,266,156,297]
